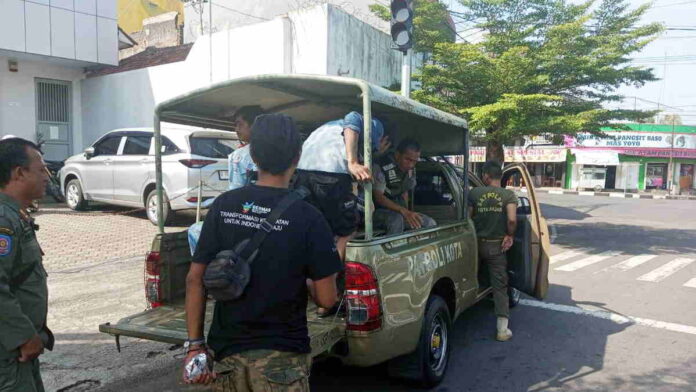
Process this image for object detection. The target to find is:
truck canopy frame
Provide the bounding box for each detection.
[153,74,469,238]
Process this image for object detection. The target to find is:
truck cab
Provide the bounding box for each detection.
[99,74,549,387]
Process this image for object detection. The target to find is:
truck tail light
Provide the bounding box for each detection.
[179,159,217,169]
[344,262,382,332]
[145,251,162,308]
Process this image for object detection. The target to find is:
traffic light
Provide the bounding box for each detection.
[390,0,414,52]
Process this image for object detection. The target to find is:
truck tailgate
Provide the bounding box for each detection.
[99,303,345,357]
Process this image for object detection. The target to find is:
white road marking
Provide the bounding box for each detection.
[550,250,583,264]
[602,254,657,272]
[549,190,563,195]
[579,191,595,196]
[520,299,696,336]
[609,193,625,198]
[555,251,621,272]
[637,258,695,282]
[549,224,558,244]
[684,278,696,288]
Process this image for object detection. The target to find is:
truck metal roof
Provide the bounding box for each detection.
[154,74,469,156]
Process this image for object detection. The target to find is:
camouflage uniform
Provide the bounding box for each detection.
[212,350,310,392]
[0,193,52,392]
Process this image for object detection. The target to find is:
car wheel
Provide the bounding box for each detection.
[388,295,452,387]
[508,286,521,308]
[65,179,88,211]
[146,189,172,226]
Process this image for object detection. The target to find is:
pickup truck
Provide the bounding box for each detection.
[99,74,550,387]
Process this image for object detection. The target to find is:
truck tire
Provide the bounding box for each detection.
[146,189,173,226]
[388,295,452,387]
[508,287,521,308]
[65,179,88,211]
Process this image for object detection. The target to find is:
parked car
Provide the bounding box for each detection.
[60,127,238,225]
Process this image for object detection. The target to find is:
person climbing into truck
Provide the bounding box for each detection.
[228,105,265,190]
[183,114,342,391]
[294,111,390,261]
[372,138,436,235]
[468,160,518,342]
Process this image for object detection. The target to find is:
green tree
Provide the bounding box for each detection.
[386,0,661,161]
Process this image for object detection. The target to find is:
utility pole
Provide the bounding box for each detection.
[209,0,213,84]
[668,118,675,194]
[401,50,411,97]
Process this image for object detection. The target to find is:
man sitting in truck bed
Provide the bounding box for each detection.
[372,138,436,235]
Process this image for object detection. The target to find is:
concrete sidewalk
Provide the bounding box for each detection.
[521,187,696,200]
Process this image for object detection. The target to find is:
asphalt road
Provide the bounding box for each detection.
[39,195,696,392]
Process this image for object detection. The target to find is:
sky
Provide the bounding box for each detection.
[441,0,696,125]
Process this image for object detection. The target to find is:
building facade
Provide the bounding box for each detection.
[0,0,118,161]
[565,124,696,194]
[80,4,403,147]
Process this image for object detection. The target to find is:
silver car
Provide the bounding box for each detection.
[60,127,238,225]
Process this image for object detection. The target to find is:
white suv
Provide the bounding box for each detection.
[61,127,238,225]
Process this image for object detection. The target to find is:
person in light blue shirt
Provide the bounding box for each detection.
[228,106,265,190]
[295,111,389,265]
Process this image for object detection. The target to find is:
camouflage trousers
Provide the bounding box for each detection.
[212,350,310,392]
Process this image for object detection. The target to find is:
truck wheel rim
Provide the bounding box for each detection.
[67,184,79,207]
[429,313,448,373]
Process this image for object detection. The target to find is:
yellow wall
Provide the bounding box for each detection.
[118,0,184,34]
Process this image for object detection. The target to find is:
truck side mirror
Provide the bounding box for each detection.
[84,147,95,160]
[517,196,532,215]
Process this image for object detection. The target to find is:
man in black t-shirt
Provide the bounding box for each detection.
[183,114,342,391]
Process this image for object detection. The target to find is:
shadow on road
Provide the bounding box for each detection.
[553,223,696,255]
[539,203,596,221]
[310,284,635,392]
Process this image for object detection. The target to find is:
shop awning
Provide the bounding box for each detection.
[572,149,619,165]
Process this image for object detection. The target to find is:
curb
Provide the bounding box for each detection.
[529,189,696,200]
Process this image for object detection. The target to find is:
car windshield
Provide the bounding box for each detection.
[189,137,236,159]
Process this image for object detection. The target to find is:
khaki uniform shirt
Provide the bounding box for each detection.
[0,193,50,359]
[468,186,518,239]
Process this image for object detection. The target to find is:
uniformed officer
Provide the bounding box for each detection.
[0,137,53,392]
[468,160,518,342]
[372,138,436,235]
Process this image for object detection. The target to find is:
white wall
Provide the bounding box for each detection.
[0,0,117,65]
[326,5,401,89]
[183,0,389,44]
[289,6,329,75]
[81,18,290,146]
[0,55,84,153]
[80,5,402,148]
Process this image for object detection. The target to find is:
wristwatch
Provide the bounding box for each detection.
[184,338,206,352]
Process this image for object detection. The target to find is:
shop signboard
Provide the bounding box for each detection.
[504,147,567,162]
[566,132,696,149]
[470,147,486,162]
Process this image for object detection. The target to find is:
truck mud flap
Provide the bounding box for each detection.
[100,303,345,357]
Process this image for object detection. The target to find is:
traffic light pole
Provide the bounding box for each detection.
[401,49,411,98]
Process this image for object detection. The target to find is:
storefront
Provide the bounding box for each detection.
[564,124,696,192]
[504,146,567,187]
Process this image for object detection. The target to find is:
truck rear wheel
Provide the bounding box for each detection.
[388,295,452,387]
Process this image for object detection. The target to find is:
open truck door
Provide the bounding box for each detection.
[502,163,550,300]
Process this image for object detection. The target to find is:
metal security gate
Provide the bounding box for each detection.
[36,79,72,161]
